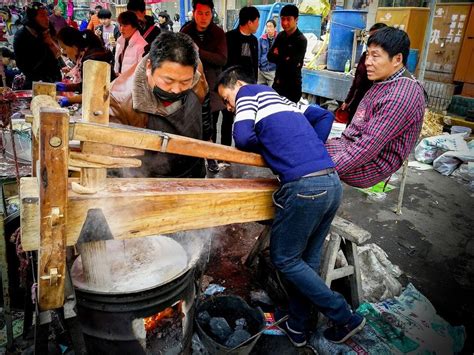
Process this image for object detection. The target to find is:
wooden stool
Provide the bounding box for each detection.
[321,217,371,309]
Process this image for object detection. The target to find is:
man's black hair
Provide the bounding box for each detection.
[368,26,410,65]
[369,22,387,32]
[280,4,299,18]
[127,0,146,13]
[89,10,95,15]
[238,6,260,27]
[57,27,103,50]
[1,47,15,59]
[118,11,140,28]
[148,32,198,72]
[266,19,276,27]
[97,9,112,19]
[192,0,214,11]
[94,5,102,10]
[216,65,256,90]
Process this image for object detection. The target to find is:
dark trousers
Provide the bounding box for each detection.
[217,109,234,146]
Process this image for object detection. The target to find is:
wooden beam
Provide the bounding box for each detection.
[32,82,56,99]
[71,122,266,167]
[37,108,69,311]
[21,178,278,251]
[80,60,111,190]
[68,152,142,169]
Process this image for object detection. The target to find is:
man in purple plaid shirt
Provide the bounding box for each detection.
[326,27,426,188]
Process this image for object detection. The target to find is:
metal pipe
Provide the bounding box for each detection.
[417,0,437,81]
[180,0,186,27]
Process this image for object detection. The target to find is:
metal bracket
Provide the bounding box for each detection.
[160,134,170,153]
[43,207,64,227]
[40,268,62,286]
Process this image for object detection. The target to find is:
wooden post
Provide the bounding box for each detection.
[38,107,69,310]
[31,83,58,178]
[80,60,111,191]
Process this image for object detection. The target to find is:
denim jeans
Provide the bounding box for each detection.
[270,172,352,332]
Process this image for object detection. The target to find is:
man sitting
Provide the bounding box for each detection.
[326,27,427,188]
[110,32,211,178]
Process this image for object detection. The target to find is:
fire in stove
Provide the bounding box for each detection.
[144,301,183,333]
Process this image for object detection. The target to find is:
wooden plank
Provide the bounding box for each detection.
[327,265,355,282]
[341,240,363,308]
[0,214,14,348]
[31,95,60,139]
[321,233,341,287]
[331,216,371,245]
[69,152,142,169]
[32,82,56,98]
[21,178,279,251]
[80,60,111,190]
[71,122,266,167]
[38,108,69,311]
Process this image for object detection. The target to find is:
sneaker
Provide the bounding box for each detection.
[206,159,220,174]
[323,313,366,344]
[277,320,307,348]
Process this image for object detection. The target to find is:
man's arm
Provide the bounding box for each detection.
[267,32,281,64]
[333,95,418,175]
[198,27,227,67]
[283,34,307,68]
[302,104,334,142]
[233,90,260,153]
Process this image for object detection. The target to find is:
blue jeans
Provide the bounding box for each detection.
[270,172,352,332]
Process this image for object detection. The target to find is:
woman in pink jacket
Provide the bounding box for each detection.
[114,11,148,75]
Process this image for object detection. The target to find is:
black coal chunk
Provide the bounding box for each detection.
[209,317,232,342]
[234,318,247,331]
[224,329,252,348]
[197,311,211,325]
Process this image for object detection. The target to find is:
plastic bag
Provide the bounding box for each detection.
[433,140,474,175]
[299,0,330,17]
[414,133,469,164]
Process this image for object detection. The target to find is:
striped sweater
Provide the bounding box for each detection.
[234,85,335,184]
[326,68,426,188]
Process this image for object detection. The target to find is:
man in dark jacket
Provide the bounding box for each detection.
[268,4,307,103]
[181,0,227,173]
[109,32,211,179]
[13,2,62,89]
[341,23,387,123]
[127,0,160,49]
[220,6,259,147]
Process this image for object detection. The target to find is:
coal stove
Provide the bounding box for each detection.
[71,233,210,354]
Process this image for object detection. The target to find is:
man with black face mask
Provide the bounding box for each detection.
[110,32,211,178]
[13,2,62,89]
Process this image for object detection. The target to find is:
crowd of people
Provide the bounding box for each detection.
[1,0,427,349]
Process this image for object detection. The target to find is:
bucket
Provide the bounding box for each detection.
[327,10,367,72]
[450,125,472,137]
[406,48,419,73]
[298,14,322,37]
[196,295,265,354]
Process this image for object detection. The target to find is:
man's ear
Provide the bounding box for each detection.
[393,53,403,67]
[146,59,152,76]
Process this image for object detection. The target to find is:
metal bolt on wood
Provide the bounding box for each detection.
[49,136,62,147]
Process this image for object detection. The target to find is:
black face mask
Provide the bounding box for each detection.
[153,85,190,103]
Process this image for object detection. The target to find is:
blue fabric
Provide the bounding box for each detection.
[270,173,352,331]
[233,85,335,184]
[258,35,276,72]
[79,20,88,31]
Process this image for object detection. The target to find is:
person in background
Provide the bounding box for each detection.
[258,19,277,86]
[95,9,120,53]
[217,65,366,347]
[114,11,147,76]
[55,27,115,106]
[67,15,78,29]
[49,5,67,34]
[109,31,211,179]
[326,27,426,188]
[86,5,102,31]
[158,11,173,32]
[13,2,62,89]
[80,10,94,31]
[221,6,259,147]
[181,0,227,174]
[268,4,307,103]
[340,23,387,124]
[127,0,160,48]
[1,48,21,87]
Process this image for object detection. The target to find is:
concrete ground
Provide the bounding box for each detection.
[206,160,473,353]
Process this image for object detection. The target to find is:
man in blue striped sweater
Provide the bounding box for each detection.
[217,66,366,347]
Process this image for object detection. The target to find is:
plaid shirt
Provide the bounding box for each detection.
[326,68,426,188]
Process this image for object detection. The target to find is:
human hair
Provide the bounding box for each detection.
[127,0,146,13]
[280,4,299,18]
[118,11,140,29]
[266,19,276,27]
[97,9,112,19]
[24,2,46,24]
[216,65,256,90]
[192,0,214,10]
[1,47,15,59]
[57,27,103,50]
[238,6,259,27]
[369,22,387,32]
[148,32,198,72]
[94,5,102,10]
[89,10,95,16]
[367,26,410,65]
[53,5,62,13]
